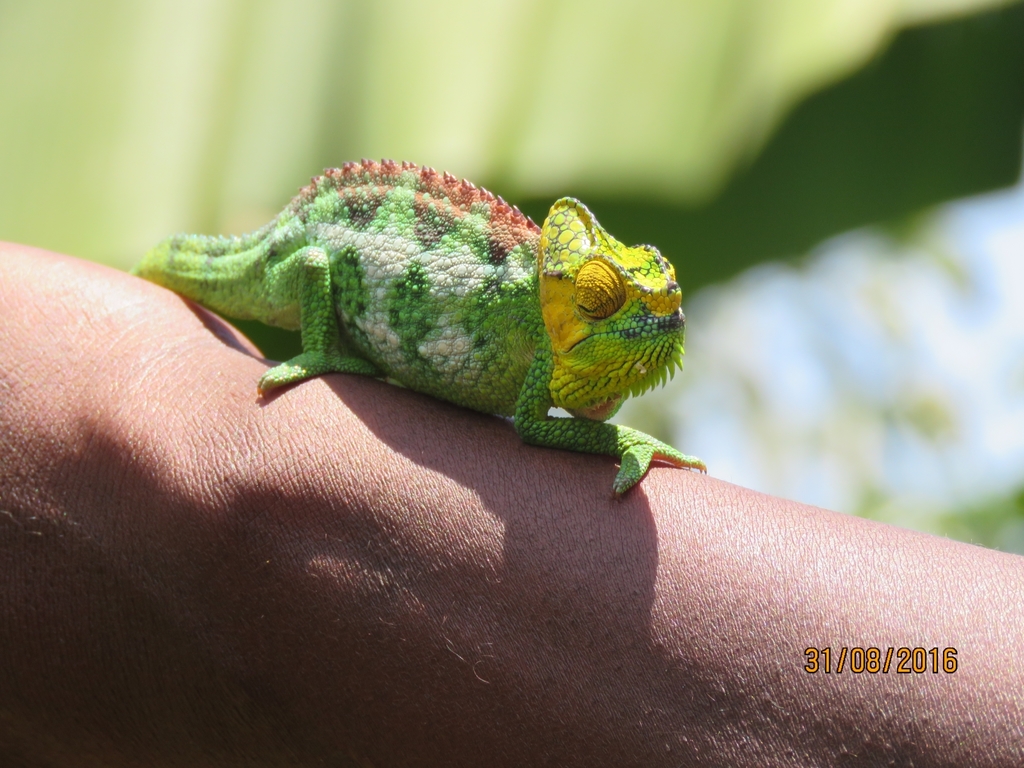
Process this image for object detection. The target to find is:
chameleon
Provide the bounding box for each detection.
[132,159,705,493]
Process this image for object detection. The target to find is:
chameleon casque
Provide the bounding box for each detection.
[133,159,705,493]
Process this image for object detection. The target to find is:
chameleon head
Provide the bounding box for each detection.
[538,198,686,421]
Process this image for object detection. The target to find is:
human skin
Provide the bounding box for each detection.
[0,242,1022,767]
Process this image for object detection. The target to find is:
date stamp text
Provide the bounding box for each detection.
[804,647,958,674]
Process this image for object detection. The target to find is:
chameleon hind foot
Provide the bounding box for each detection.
[258,352,381,394]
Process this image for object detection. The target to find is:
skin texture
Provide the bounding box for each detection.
[131,160,704,493]
[2,243,1024,767]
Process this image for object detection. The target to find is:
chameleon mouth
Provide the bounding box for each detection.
[620,308,685,340]
[575,309,684,350]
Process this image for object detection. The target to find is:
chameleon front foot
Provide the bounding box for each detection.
[614,442,706,495]
[258,352,381,394]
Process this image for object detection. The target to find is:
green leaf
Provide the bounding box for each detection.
[520,3,1024,291]
[0,0,1018,272]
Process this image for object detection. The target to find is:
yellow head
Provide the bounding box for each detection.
[538,198,686,420]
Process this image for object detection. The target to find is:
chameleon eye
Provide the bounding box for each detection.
[574,259,626,321]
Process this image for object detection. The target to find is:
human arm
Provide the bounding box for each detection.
[1,243,1021,767]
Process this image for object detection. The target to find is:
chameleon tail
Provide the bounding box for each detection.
[131,221,296,326]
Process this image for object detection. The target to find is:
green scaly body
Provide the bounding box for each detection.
[133,159,705,493]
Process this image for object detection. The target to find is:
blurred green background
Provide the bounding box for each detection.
[2,0,1022,549]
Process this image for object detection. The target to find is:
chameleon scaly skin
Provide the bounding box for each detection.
[133,159,705,493]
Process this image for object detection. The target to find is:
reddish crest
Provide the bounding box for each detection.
[293,159,540,240]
